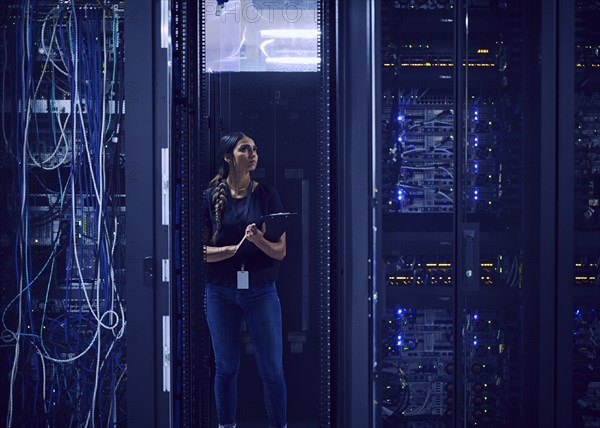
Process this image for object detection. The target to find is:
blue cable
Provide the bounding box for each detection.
[22,4,41,388]
[32,343,39,417]
[13,0,23,330]
[9,6,127,422]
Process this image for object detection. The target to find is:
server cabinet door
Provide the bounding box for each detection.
[459,2,543,427]
[378,2,456,427]
[377,1,544,427]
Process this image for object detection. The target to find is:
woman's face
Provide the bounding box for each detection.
[228,136,258,174]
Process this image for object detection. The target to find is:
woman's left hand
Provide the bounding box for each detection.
[245,222,266,243]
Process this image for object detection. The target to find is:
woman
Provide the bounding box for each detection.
[203,132,287,428]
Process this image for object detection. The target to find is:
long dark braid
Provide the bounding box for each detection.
[209,132,247,245]
[209,168,228,245]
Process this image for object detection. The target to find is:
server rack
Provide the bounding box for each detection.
[374,1,546,427]
[0,1,171,426]
[0,2,131,426]
[173,1,336,427]
[572,1,600,427]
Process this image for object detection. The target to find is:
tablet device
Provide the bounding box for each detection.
[258,212,297,242]
[235,212,297,257]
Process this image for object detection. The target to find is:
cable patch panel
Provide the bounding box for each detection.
[385,256,519,288]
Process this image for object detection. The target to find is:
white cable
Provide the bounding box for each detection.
[83,314,123,426]
[8,3,32,425]
[435,148,453,155]
[438,167,453,179]
[69,188,118,330]
[400,148,426,157]
[67,0,98,312]
[39,319,100,364]
[86,13,110,426]
[84,314,102,428]
[87,16,109,414]
[102,218,124,339]
[103,10,117,141]
[106,367,125,428]
[401,166,439,170]
[3,226,63,341]
[34,14,56,97]
[59,2,120,336]
[28,81,72,169]
[402,383,431,416]
[53,11,69,75]
[109,217,126,339]
[38,299,122,363]
[78,102,102,203]
[2,25,13,156]
[71,1,78,188]
[107,220,117,334]
[40,8,69,77]
[97,9,125,342]
[36,348,48,414]
[100,11,127,419]
[397,183,424,190]
[437,191,454,204]
[26,16,68,170]
[35,4,100,365]
[42,109,72,169]
[96,7,108,336]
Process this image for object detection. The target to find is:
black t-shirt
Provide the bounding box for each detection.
[203,182,284,287]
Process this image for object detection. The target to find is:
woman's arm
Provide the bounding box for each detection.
[204,237,245,263]
[205,245,237,263]
[245,223,286,261]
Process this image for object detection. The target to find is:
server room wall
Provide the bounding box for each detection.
[2,1,598,428]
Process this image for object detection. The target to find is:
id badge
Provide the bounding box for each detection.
[237,270,249,289]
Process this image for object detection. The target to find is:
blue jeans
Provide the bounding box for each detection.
[206,283,287,428]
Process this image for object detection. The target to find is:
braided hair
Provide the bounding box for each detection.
[209,132,247,245]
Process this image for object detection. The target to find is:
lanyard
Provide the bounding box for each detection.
[230,181,253,235]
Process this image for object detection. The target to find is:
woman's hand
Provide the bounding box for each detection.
[245,222,266,243]
[244,222,285,260]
